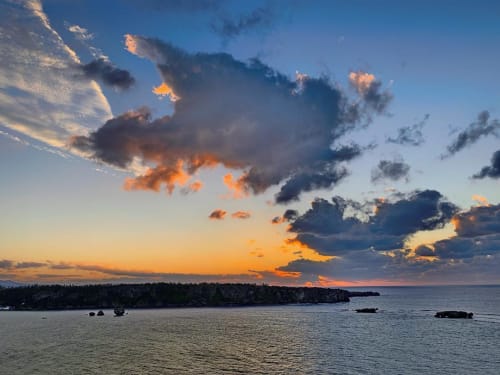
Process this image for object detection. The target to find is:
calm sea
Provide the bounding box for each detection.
[1,285,499,374]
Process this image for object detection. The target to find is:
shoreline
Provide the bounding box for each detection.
[0,282,379,311]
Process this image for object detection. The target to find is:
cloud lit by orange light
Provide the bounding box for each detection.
[223,173,248,199]
[232,211,251,219]
[152,82,180,102]
[349,71,376,95]
[123,160,190,193]
[472,194,490,206]
[272,269,301,278]
[209,209,227,220]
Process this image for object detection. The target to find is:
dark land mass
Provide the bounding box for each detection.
[0,283,379,310]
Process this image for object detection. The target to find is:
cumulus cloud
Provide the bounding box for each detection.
[371,158,410,183]
[277,199,500,284]
[287,190,458,256]
[209,209,227,220]
[451,203,500,238]
[77,58,135,90]
[442,111,500,158]
[0,0,112,150]
[232,211,251,219]
[72,35,392,203]
[472,149,500,179]
[211,6,274,40]
[386,114,429,146]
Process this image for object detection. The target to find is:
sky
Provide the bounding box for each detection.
[1,0,499,286]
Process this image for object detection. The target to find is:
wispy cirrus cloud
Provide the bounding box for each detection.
[442,111,500,158]
[386,114,429,146]
[0,0,112,153]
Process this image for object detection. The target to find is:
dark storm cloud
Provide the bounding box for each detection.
[209,209,227,220]
[211,6,274,39]
[371,159,410,183]
[386,114,429,146]
[442,111,500,158]
[287,190,458,256]
[472,149,500,179]
[72,36,392,203]
[78,58,135,90]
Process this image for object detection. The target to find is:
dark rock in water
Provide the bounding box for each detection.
[114,307,125,316]
[435,311,473,319]
[355,308,378,313]
[97,310,104,316]
[89,312,95,317]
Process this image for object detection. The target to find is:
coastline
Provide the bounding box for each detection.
[0,282,379,311]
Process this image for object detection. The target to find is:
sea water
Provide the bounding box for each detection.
[0,285,499,374]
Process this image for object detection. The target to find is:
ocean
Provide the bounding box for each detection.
[1,285,499,374]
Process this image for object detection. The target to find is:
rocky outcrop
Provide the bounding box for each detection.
[355,308,378,313]
[0,283,375,310]
[435,311,473,319]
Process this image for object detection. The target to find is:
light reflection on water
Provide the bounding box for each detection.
[1,286,499,374]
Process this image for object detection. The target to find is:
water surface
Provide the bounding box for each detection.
[1,286,499,374]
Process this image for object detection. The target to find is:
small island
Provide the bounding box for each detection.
[0,283,379,310]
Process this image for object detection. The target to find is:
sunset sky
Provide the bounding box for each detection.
[1,0,499,286]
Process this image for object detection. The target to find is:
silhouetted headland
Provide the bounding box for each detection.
[0,283,379,310]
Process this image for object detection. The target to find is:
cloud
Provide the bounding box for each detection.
[472,149,500,179]
[278,201,500,284]
[451,203,500,238]
[0,0,112,150]
[414,244,435,257]
[386,114,429,146]
[77,58,135,90]
[371,158,410,183]
[0,260,14,269]
[0,260,46,269]
[472,194,490,206]
[211,6,274,40]
[348,71,392,115]
[72,35,392,203]
[232,211,251,219]
[209,209,227,220]
[272,209,299,224]
[287,190,458,256]
[67,24,94,41]
[442,111,500,158]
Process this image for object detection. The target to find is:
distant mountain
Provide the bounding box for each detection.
[0,280,23,288]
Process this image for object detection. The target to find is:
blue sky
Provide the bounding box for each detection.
[0,0,499,286]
